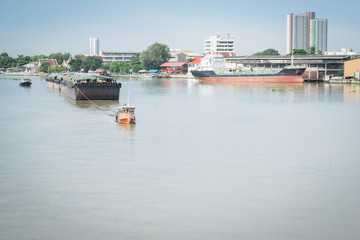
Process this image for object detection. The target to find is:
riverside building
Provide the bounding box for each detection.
[287,12,328,54]
[100,51,139,63]
[90,38,100,56]
[205,35,235,56]
[225,55,356,80]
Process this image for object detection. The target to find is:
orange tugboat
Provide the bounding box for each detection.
[115,94,135,124]
[115,105,136,124]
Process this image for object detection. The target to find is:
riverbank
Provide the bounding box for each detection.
[3,72,48,76]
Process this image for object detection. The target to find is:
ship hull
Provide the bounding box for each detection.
[47,80,121,100]
[191,68,306,83]
[118,118,136,124]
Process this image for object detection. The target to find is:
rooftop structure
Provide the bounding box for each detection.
[325,48,358,56]
[205,35,235,56]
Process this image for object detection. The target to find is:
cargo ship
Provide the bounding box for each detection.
[46,73,121,100]
[191,54,306,83]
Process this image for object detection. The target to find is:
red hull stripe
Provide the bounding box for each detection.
[199,76,304,83]
[119,118,135,124]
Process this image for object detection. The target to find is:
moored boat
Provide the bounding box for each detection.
[46,73,121,100]
[191,53,306,83]
[19,78,32,86]
[191,67,306,83]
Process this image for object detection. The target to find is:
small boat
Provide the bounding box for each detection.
[19,78,32,86]
[115,105,136,124]
[115,93,136,124]
[142,73,156,79]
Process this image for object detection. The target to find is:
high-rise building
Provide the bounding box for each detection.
[287,12,327,54]
[204,35,235,56]
[89,38,100,56]
[310,19,328,53]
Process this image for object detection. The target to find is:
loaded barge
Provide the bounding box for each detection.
[46,73,121,100]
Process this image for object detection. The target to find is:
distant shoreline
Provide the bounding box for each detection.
[2,72,48,76]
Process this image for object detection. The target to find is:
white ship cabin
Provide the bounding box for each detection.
[198,53,225,73]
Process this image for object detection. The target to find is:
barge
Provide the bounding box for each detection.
[46,73,121,100]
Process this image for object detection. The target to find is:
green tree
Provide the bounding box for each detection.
[140,42,171,70]
[119,62,130,74]
[253,48,280,56]
[49,65,67,73]
[308,46,316,55]
[101,62,111,70]
[291,49,308,55]
[31,55,47,62]
[69,58,82,72]
[0,55,16,68]
[1,52,9,58]
[130,53,143,73]
[110,61,120,73]
[81,56,103,72]
[48,52,71,65]
[39,62,50,72]
[16,55,31,66]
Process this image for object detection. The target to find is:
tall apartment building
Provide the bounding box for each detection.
[287,12,327,54]
[205,35,235,56]
[89,38,100,56]
[310,18,328,53]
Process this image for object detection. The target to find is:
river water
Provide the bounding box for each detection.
[1,75,360,240]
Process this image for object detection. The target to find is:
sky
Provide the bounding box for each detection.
[1,0,359,57]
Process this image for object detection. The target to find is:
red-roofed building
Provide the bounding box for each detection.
[187,56,203,73]
[35,59,58,71]
[160,62,188,74]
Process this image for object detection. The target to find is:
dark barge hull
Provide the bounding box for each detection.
[191,68,306,83]
[46,80,121,100]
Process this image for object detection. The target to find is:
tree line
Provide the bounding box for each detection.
[0,52,71,68]
[252,47,323,56]
[1,42,172,73]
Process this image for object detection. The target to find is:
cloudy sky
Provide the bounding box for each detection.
[1,0,359,57]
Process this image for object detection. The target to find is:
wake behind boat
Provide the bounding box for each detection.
[191,54,306,83]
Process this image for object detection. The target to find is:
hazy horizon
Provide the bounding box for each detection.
[1,0,359,57]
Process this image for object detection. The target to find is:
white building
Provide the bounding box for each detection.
[89,38,100,56]
[204,35,235,56]
[324,48,358,56]
[100,51,139,63]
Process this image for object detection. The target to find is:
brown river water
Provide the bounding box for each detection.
[1,75,360,240]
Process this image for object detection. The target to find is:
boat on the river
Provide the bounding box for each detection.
[115,93,136,124]
[19,78,32,86]
[191,54,306,83]
[115,105,136,124]
[46,73,121,100]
